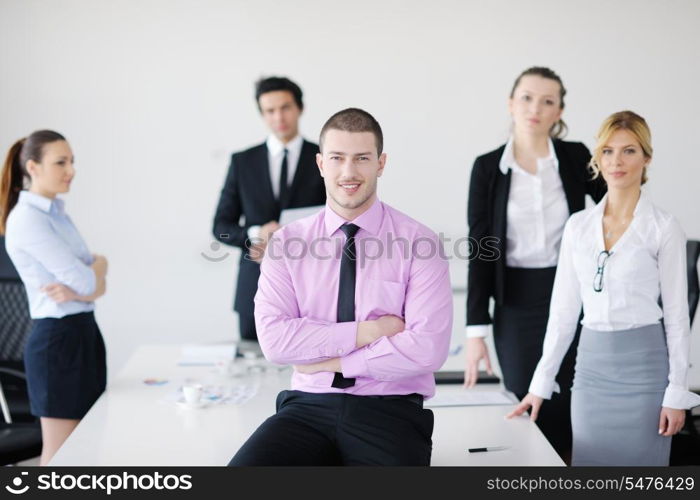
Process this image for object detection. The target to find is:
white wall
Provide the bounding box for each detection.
[2,0,699,385]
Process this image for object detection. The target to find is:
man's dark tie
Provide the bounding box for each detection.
[331,223,360,389]
[278,148,289,210]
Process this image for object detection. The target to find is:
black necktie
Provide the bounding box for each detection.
[332,223,360,389]
[278,148,289,210]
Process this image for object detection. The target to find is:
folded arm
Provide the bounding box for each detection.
[14,213,97,297]
[337,234,453,381]
[254,234,363,364]
[42,255,108,303]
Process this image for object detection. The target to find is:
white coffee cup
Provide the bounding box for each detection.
[182,383,203,406]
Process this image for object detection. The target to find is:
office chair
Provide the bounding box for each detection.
[670,239,700,465]
[0,236,42,464]
[0,378,42,465]
[0,236,34,421]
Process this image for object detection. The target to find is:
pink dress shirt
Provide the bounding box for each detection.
[254,199,453,398]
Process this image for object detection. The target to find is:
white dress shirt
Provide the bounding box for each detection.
[502,137,569,268]
[466,137,569,338]
[5,191,96,319]
[247,134,304,240]
[529,191,700,409]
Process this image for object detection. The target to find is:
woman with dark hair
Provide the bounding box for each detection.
[464,67,606,461]
[509,111,700,465]
[0,130,108,465]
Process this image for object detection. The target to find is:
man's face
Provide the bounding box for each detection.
[258,90,301,142]
[316,129,386,218]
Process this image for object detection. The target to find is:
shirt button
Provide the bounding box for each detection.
[337,348,344,355]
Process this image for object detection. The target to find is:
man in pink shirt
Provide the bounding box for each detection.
[229,108,453,466]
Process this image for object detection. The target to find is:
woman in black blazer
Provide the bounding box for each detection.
[464,67,606,462]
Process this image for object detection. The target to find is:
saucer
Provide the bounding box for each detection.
[176,400,209,410]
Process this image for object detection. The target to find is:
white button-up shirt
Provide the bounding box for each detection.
[529,191,700,409]
[266,134,303,199]
[5,191,96,319]
[247,134,304,240]
[466,137,569,338]
[502,136,569,268]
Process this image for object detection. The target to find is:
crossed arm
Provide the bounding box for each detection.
[294,316,406,374]
[13,213,108,304]
[42,254,108,303]
[254,233,453,381]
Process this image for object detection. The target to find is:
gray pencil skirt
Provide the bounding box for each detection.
[571,323,671,466]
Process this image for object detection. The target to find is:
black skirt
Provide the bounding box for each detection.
[23,311,106,419]
[493,266,579,458]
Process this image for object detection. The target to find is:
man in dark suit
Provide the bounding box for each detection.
[213,76,326,341]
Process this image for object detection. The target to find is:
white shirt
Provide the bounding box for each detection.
[266,134,303,199]
[5,191,96,319]
[502,137,569,268]
[529,191,700,409]
[247,134,304,240]
[466,137,569,338]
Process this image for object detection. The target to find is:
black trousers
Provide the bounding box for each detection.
[229,390,434,466]
[493,267,579,461]
[238,313,257,341]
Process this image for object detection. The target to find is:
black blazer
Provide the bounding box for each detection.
[213,140,326,316]
[466,139,607,326]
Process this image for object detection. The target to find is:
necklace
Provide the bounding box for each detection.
[604,217,629,239]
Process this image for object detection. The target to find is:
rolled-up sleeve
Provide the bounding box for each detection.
[254,235,358,365]
[11,211,96,297]
[341,232,453,381]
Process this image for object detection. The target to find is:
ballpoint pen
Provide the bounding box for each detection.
[468,446,509,453]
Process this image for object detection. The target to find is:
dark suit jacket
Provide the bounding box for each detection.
[466,139,607,326]
[213,140,326,317]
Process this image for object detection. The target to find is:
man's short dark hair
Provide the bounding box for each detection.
[255,76,303,111]
[319,108,383,155]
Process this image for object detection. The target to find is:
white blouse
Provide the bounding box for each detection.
[529,191,700,409]
[501,136,570,268]
[247,134,304,240]
[466,137,569,338]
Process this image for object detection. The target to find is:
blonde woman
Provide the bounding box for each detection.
[508,111,700,465]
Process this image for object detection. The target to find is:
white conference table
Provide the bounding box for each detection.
[50,344,563,466]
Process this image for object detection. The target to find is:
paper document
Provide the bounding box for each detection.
[279,205,324,226]
[425,390,517,408]
[179,344,237,365]
[164,381,259,406]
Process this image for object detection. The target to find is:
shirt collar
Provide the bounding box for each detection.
[594,189,651,219]
[498,136,558,175]
[634,189,652,217]
[324,198,384,237]
[266,134,303,157]
[18,190,64,214]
